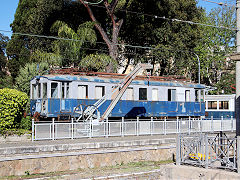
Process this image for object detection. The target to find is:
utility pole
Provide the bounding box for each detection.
[232,0,240,173]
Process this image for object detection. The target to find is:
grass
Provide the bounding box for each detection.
[0,160,174,180]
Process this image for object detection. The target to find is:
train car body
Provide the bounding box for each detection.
[205,94,235,118]
[30,71,205,120]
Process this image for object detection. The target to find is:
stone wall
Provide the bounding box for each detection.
[0,146,175,176]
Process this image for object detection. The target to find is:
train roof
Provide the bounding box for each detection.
[32,69,205,89]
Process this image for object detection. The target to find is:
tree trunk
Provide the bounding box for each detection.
[79,0,124,73]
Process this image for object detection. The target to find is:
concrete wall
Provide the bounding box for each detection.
[0,146,174,176]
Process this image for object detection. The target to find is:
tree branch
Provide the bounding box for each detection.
[79,0,112,47]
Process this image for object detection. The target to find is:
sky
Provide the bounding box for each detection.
[0,0,219,39]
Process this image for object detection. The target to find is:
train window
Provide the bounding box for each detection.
[152,88,158,101]
[185,90,190,102]
[168,89,176,101]
[78,85,88,99]
[219,101,229,110]
[139,88,147,100]
[51,83,58,98]
[43,83,47,98]
[61,82,70,99]
[208,101,217,109]
[126,87,134,100]
[95,86,105,99]
[32,84,37,99]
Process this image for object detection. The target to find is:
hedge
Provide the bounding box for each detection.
[0,88,28,131]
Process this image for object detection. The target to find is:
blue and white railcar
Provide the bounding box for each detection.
[205,94,235,118]
[30,72,205,120]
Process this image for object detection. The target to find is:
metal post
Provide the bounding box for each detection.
[164,117,167,135]
[221,116,223,131]
[205,134,209,169]
[89,119,92,138]
[193,52,201,84]
[211,116,214,132]
[188,116,191,135]
[200,116,202,132]
[177,117,179,133]
[122,117,124,137]
[71,118,74,140]
[106,117,109,138]
[151,117,153,136]
[235,0,240,173]
[236,0,240,137]
[137,117,139,136]
[52,118,55,140]
[176,134,181,165]
[237,136,240,173]
[32,118,34,141]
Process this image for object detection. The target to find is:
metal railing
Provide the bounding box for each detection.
[32,116,236,141]
[176,133,237,171]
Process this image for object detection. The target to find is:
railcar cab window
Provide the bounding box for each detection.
[195,89,204,102]
[51,82,58,98]
[219,101,229,110]
[168,89,176,101]
[139,88,147,100]
[95,86,105,99]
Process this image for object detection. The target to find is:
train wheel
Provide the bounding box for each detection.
[82,105,100,122]
[73,104,85,122]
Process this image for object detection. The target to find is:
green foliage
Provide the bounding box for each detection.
[15,62,49,95]
[20,116,32,130]
[79,54,118,72]
[50,20,97,66]
[0,75,14,89]
[30,50,62,66]
[121,0,203,77]
[0,88,28,132]
[195,5,236,92]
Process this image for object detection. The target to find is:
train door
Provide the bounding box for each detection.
[61,82,70,112]
[194,89,204,113]
[41,82,48,114]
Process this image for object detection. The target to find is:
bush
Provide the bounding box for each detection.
[0,88,28,133]
[20,116,32,130]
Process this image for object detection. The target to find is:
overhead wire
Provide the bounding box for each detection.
[83,0,103,5]
[84,3,236,31]
[200,0,236,7]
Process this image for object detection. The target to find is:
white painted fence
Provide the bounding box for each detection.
[32,117,236,141]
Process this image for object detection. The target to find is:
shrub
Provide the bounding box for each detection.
[20,116,32,130]
[0,88,28,132]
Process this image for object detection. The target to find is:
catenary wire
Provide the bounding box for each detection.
[200,0,236,7]
[83,3,236,31]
